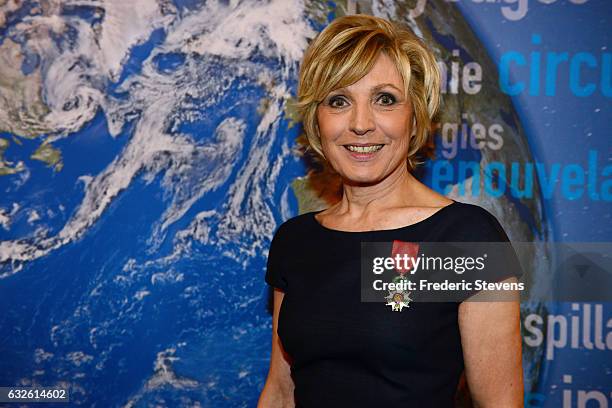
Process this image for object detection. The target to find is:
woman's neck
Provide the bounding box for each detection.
[334,165,424,217]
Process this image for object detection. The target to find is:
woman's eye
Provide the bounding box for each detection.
[329,97,347,108]
[377,94,396,106]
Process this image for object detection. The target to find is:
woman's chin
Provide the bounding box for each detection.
[341,173,385,186]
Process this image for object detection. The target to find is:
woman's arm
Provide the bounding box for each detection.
[458,277,524,408]
[258,289,295,408]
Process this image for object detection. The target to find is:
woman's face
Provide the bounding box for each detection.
[316,52,414,185]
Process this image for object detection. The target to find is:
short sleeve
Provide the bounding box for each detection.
[454,206,524,302]
[476,208,524,282]
[430,204,524,302]
[264,224,288,291]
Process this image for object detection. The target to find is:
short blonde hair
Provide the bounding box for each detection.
[295,14,441,171]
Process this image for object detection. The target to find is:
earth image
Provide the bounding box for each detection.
[0,0,550,406]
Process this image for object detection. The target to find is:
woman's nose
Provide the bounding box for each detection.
[349,102,376,135]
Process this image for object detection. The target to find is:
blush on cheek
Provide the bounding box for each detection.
[316,112,345,143]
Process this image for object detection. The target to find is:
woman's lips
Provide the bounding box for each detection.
[343,144,384,161]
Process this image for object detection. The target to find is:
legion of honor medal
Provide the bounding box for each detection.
[385,284,412,312]
[384,240,419,312]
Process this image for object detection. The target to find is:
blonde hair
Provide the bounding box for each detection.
[295,14,441,171]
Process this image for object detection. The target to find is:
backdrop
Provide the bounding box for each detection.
[0,0,609,407]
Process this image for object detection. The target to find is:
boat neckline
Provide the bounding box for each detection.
[310,200,458,234]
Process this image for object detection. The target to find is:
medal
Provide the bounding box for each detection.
[385,286,412,312]
[384,240,419,312]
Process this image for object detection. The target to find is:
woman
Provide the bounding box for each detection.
[258,14,523,407]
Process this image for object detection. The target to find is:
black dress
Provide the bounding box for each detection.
[265,200,522,407]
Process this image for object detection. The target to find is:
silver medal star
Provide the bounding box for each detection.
[385,289,412,312]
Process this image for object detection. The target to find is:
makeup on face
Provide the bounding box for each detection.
[316,53,414,182]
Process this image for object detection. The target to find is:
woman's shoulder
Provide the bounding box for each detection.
[270,211,317,239]
[447,200,500,220]
[439,200,510,242]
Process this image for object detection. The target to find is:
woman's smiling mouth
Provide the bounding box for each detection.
[343,143,385,161]
[344,144,384,153]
